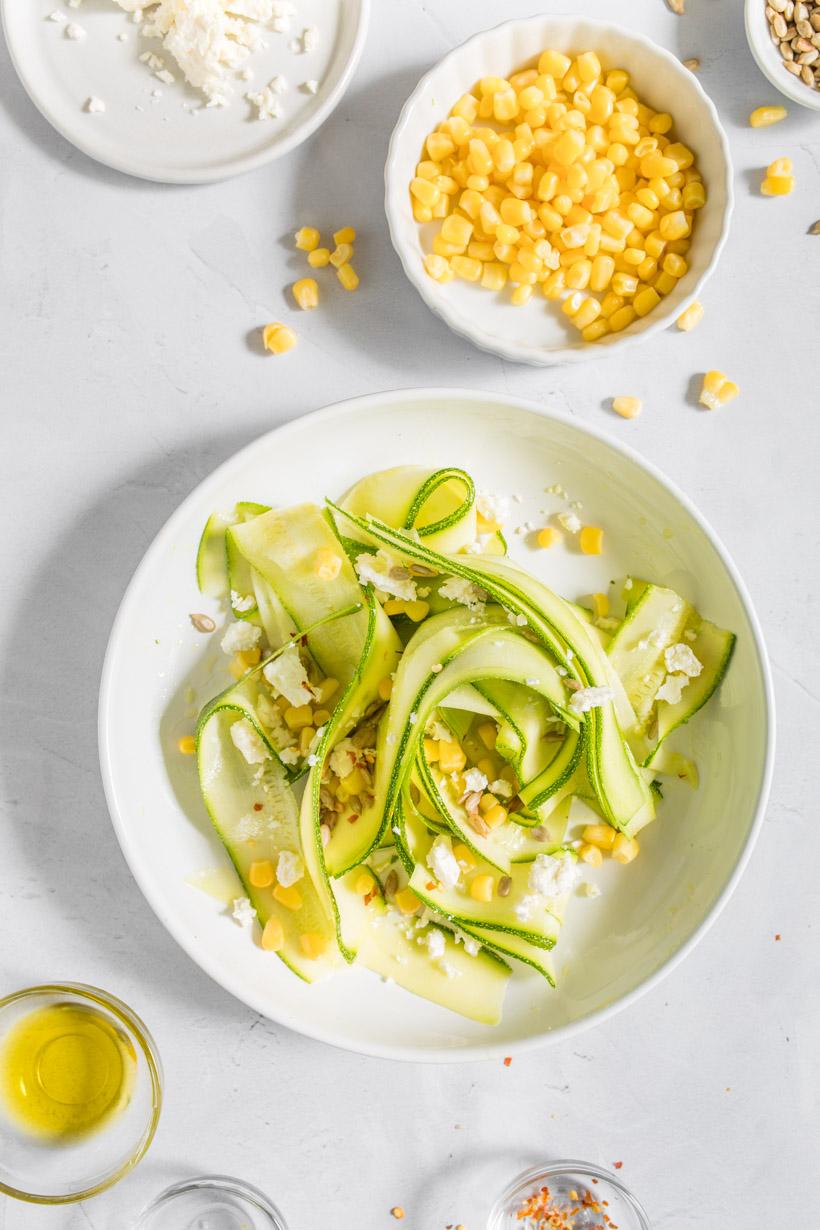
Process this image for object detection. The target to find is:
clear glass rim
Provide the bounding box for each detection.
[489,1160,651,1230]
[135,1174,289,1229]
[0,982,164,1205]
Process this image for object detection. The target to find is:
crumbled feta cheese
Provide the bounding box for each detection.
[684,628,697,642]
[409,712,418,725]
[580,881,601,898]
[65,21,86,37]
[439,576,487,612]
[664,643,703,678]
[140,50,166,69]
[423,928,446,960]
[426,835,461,889]
[156,68,176,83]
[303,78,318,93]
[231,896,257,927]
[247,85,282,119]
[269,73,287,93]
[256,692,297,751]
[231,590,256,612]
[568,685,614,715]
[221,620,262,654]
[462,934,480,956]
[476,492,510,525]
[230,718,269,765]
[85,96,106,113]
[263,645,314,706]
[655,673,689,706]
[276,850,304,887]
[461,767,488,796]
[48,11,66,22]
[425,718,451,742]
[329,738,358,779]
[439,960,459,979]
[355,550,418,601]
[529,852,578,899]
[558,511,582,534]
[489,778,513,799]
[624,578,633,590]
[117,30,129,39]
[279,747,300,765]
[515,894,540,922]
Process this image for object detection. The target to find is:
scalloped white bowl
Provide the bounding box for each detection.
[744,0,820,111]
[385,17,733,366]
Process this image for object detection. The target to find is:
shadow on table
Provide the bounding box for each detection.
[0,424,265,1021]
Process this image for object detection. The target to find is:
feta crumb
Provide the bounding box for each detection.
[426,835,461,889]
[624,578,634,590]
[655,673,689,706]
[239,66,254,80]
[489,778,513,799]
[462,934,480,956]
[439,576,487,612]
[684,628,697,642]
[568,685,614,715]
[580,881,601,898]
[48,11,66,22]
[329,738,357,779]
[355,550,418,601]
[664,643,703,678]
[303,78,318,93]
[270,73,288,93]
[529,852,578,899]
[408,712,418,725]
[246,85,282,119]
[276,850,304,887]
[423,928,446,960]
[140,51,166,69]
[221,620,262,655]
[230,718,269,765]
[263,645,315,706]
[461,767,488,796]
[155,68,176,84]
[230,590,256,612]
[231,896,257,927]
[476,491,510,525]
[279,747,300,765]
[117,31,129,40]
[558,511,582,534]
[85,96,106,113]
[65,22,86,38]
[515,894,540,922]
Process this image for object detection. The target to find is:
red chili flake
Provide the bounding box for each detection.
[253,803,263,812]
[347,813,360,824]
[503,1056,512,1067]
[612,1161,623,1170]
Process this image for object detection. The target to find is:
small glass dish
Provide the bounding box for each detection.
[0,983,162,1204]
[488,1161,651,1230]
[133,1175,289,1230]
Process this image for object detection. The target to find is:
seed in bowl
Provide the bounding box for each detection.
[410,50,705,343]
[765,0,820,92]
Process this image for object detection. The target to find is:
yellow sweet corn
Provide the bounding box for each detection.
[336,263,360,291]
[294,226,321,252]
[394,887,421,915]
[261,917,285,952]
[579,525,604,555]
[438,740,467,773]
[249,860,275,888]
[292,278,319,310]
[273,884,303,911]
[699,371,740,411]
[333,226,356,245]
[330,243,354,269]
[612,834,640,864]
[307,247,331,269]
[676,299,704,331]
[579,843,604,867]
[612,395,642,419]
[299,933,328,959]
[592,592,610,618]
[177,735,196,755]
[470,874,495,903]
[537,526,561,549]
[478,722,498,750]
[750,105,787,127]
[377,676,393,701]
[262,323,297,355]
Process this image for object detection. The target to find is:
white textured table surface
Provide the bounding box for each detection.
[1,0,818,1226]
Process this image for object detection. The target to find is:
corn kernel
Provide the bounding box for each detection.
[582,319,609,342]
[424,253,451,282]
[355,871,375,897]
[284,704,313,731]
[337,263,360,292]
[294,226,321,252]
[333,226,357,245]
[299,932,328,959]
[478,722,497,750]
[316,677,339,705]
[404,600,430,622]
[579,525,604,555]
[768,156,793,177]
[262,323,297,355]
[634,286,661,317]
[592,592,610,618]
[662,253,688,279]
[481,261,508,291]
[438,740,467,773]
[273,884,303,911]
[654,270,678,296]
[313,709,330,726]
[441,214,473,248]
[682,181,706,210]
[537,526,561,549]
[612,834,640,864]
[511,284,535,306]
[454,842,477,868]
[452,93,479,123]
[383,599,406,616]
[579,842,603,866]
[451,255,483,282]
[410,177,441,209]
[249,859,275,888]
[261,917,285,952]
[377,676,393,702]
[699,371,740,411]
[308,247,331,269]
[583,823,617,850]
[394,887,421,915]
[423,738,439,763]
[612,396,642,419]
[178,735,196,755]
[470,874,495,903]
[676,299,704,331]
[573,296,602,329]
[330,244,354,270]
[612,271,638,297]
[761,175,794,196]
[290,277,319,311]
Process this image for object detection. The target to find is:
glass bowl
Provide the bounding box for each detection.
[0,983,163,1204]
[133,1176,289,1230]
[488,1161,651,1230]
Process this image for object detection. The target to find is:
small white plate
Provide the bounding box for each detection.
[1,0,369,183]
[385,17,733,365]
[99,389,774,1061]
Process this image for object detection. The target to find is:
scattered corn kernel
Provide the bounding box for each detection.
[177,735,196,755]
[579,843,604,866]
[316,677,339,704]
[453,842,477,868]
[438,740,467,773]
[377,676,394,701]
[470,874,495,902]
[424,253,451,282]
[300,932,328,959]
[292,277,319,310]
[273,884,303,911]
[699,370,740,411]
[478,723,498,750]
[336,263,360,291]
[394,887,422,915]
[261,917,285,952]
[592,592,610,618]
[579,525,604,555]
[750,106,787,127]
[333,226,356,245]
[582,823,617,851]
[761,174,794,196]
[262,323,297,355]
[355,871,375,896]
[314,546,342,579]
[676,300,704,331]
[537,526,561,549]
[284,704,313,731]
[424,737,440,762]
[483,802,508,830]
[294,226,321,252]
[404,600,431,622]
[612,395,642,419]
[308,247,331,269]
[249,859,275,888]
[612,834,640,864]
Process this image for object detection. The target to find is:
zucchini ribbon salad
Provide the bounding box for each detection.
[194,467,735,1025]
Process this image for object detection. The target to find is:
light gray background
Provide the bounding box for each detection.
[1,0,817,1226]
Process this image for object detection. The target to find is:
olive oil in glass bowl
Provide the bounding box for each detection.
[0,983,162,1203]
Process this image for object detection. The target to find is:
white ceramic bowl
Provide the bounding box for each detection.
[0,0,369,184]
[744,0,820,111]
[99,389,774,1062]
[384,17,733,366]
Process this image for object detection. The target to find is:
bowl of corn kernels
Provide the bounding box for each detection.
[384,16,733,365]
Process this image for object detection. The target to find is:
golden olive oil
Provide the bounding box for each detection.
[0,1002,136,1141]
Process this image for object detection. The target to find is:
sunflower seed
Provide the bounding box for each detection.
[468,813,490,837]
[384,870,398,896]
[189,612,216,633]
[785,57,803,71]
[682,56,701,70]
[773,12,788,35]
[809,220,820,233]
[389,565,412,580]
[781,40,795,57]
[797,16,814,33]
[802,62,816,81]
[497,875,512,898]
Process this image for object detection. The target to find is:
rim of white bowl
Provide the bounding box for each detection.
[384,16,735,366]
[99,387,775,1063]
[744,0,820,112]
[0,0,370,184]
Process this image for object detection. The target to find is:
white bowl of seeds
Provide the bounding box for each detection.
[746,0,820,110]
